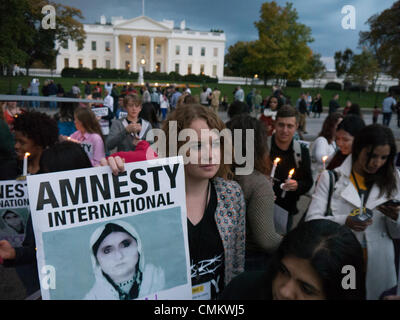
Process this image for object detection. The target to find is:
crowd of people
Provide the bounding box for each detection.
[1,81,400,301]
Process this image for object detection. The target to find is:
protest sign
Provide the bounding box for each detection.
[91,107,109,117]
[0,180,30,247]
[27,156,191,300]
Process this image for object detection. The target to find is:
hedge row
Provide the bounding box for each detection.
[61,68,218,83]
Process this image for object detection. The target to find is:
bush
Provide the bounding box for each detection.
[325,82,342,91]
[389,86,400,95]
[61,68,218,83]
[285,80,302,88]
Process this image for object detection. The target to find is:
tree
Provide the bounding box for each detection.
[359,1,400,83]
[347,49,379,96]
[224,41,253,78]
[0,0,85,76]
[248,1,314,85]
[334,48,353,78]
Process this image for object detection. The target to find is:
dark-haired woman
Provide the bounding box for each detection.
[327,114,365,170]
[226,114,280,271]
[306,124,400,299]
[220,219,366,300]
[13,111,59,175]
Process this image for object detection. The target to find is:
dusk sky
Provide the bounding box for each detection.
[53,0,395,70]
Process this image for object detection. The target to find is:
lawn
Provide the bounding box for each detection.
[0,75,387,108]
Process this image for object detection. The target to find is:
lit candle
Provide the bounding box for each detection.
[270,157,281,179]
[23,152,30,176]
[322,155,328,171]
[281,168,295,198]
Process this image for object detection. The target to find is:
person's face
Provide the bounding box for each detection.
[272,256,325,300]
[118,97,124,108]
[269,97,278,111]
[126,100,142,119]
[346,100,352,107]
[96,231,139,282]
[357,144,391,175]
[7,101,17,110]
[274,117,298,145]
[74,117,85,133]
[14,131,42,160]
[184,119,221,181]
[335,129,354,156]
[4,212,22,231]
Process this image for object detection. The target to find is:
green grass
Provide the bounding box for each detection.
[0,76,387,108]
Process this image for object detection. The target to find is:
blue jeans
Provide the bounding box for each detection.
[31,93,40,108]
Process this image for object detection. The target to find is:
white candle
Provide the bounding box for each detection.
[322,155,328,171]
[271,157,281,179]
[281,168,295,198]
[23,152,30,176]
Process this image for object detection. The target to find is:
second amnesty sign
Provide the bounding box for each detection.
[27,156,191,300]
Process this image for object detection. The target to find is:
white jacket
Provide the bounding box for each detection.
[306,155,400,300]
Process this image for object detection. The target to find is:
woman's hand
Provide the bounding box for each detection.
[0,240,16,260]
[345,216,373,232]
[282,179,298,192]
[377,204,400,221]
[100,156,125,176]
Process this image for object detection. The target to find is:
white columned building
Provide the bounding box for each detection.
[56,15,226,79]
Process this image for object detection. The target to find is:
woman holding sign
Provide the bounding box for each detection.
[163,104,246,300]
[84,220,165,300]
[305,124,400,299]
[70,107,105,166]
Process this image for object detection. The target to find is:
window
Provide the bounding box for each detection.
[176,45,180,55]
[175,63,179,73]
[92,59,97,69]
[64,58,69,68]
[105,60,111,69]
[125,61,130,71]
[155,62,161,72]
[78,58,83,68]
[91,41,96,51]
[200,64,205,75]
[125,43,131,53]
[187,64,192,75]
[62,41,68,50]
[156,44,161,55]
[188,46,193,56]
[105,41,110,52]
[201,47,206,56]
[212,65,217,77]
[213,48,218,57]
[141,44,146,54]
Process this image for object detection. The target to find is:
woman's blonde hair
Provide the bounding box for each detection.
[162,103,233,180]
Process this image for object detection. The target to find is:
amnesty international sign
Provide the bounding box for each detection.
[27,156,191,300]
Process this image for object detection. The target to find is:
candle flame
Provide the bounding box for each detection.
[322,156,328,162]
[67,137,71,140]
[24,152,30,157]
[289,168,295,176]
[274,157,281,165]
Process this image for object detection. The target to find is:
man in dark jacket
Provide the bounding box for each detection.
[329,93,340,114]
[269,106,313,232]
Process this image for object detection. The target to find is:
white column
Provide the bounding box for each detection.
[166,38,171,73]
[114,35,120,69]
[132,36,137,72]
[150,37,154,72]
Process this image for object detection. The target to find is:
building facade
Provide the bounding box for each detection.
[56,15,226,79]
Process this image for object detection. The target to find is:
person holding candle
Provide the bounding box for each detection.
[305,124,400,300]
[269,105,313,233]
[226,114,281,272]
[12,111,59,176]
[309,112,343,193]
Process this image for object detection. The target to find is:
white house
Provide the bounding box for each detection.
[56,15,226,79]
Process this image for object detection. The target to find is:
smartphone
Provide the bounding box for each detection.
[382,199,400,207]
